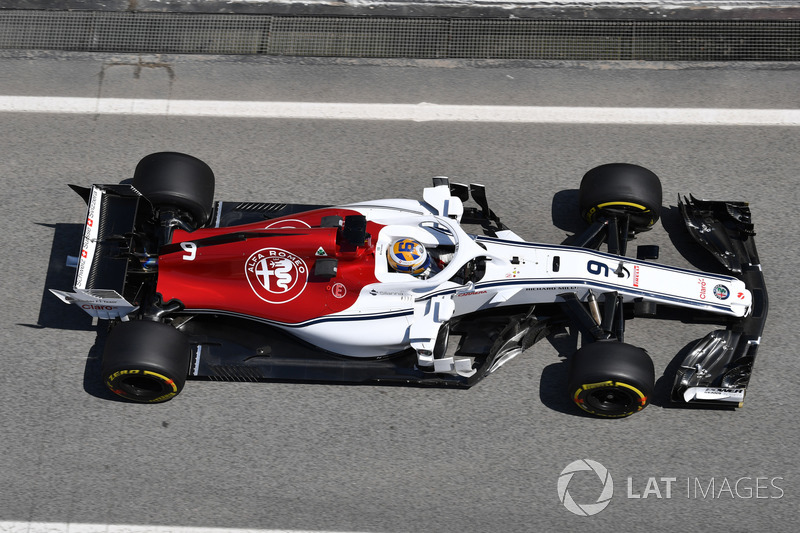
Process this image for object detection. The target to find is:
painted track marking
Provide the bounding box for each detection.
[0,96,798,125]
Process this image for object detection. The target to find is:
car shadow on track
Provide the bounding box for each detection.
[659,205,734,274]
[28,222,119,401]
[550,189,586,239]
[80,331,121,401]
[652,338,737,413]
[28,223,94,331]
[537,326,598,418]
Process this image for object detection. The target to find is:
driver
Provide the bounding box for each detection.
[387,238,431,277]
[387,238,452,278]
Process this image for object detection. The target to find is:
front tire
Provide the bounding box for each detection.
[101,320,191,403]
[567,341,655,418]
[579,163,662,232]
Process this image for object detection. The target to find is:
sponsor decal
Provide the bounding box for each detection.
[369,289,411,297]
[713,284,730,300]
[633,265,640,287]
[76,187,102,289]
[316,247,327,256]
[107,369,140,381]
[245,248,308,304]
[698,278,707,300]
[457,290,488,297]
[331,283,347,298]
[702,387,744,396]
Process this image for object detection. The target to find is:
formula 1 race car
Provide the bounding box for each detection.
[52,153,767,417]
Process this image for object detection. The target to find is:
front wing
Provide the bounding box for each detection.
[672,196,768,407]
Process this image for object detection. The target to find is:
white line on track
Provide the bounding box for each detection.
[0,522,358,533]
[1,95,799,125]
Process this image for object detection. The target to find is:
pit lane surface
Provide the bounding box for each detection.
[1,52,798,532]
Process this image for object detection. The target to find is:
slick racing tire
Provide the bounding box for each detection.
[132,152,215,228]
[578,163,662,232]
[567,341,655,418]
[101,320,191,403]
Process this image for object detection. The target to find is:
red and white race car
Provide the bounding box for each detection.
[53,153,767,417]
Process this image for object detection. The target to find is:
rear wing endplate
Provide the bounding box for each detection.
[50,184,142,321]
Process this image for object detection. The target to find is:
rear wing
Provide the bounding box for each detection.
[50,184,143,321]
[672,196,768,408]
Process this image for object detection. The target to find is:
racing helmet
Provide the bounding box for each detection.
[387,238,430,276]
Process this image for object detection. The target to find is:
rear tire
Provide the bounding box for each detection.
[132,152,215,228]
[567,341,655,418]
[579,163,662,232]
[101,320,191,403]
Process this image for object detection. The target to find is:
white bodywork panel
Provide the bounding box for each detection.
[75,184,104,290]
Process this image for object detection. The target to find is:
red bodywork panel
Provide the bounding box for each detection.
[156,208,383,324]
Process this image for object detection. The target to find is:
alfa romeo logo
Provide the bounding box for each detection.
[713,284,730,300]
[557,459,614,516]
[245,247,308,304]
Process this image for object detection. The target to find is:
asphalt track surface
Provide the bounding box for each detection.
[1,52,799,532]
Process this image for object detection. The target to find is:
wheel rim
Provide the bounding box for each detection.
[584,386,638,415]
[119,375,167,397]
[573,380,648,417]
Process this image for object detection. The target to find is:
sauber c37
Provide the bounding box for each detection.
[52,153,767,417]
